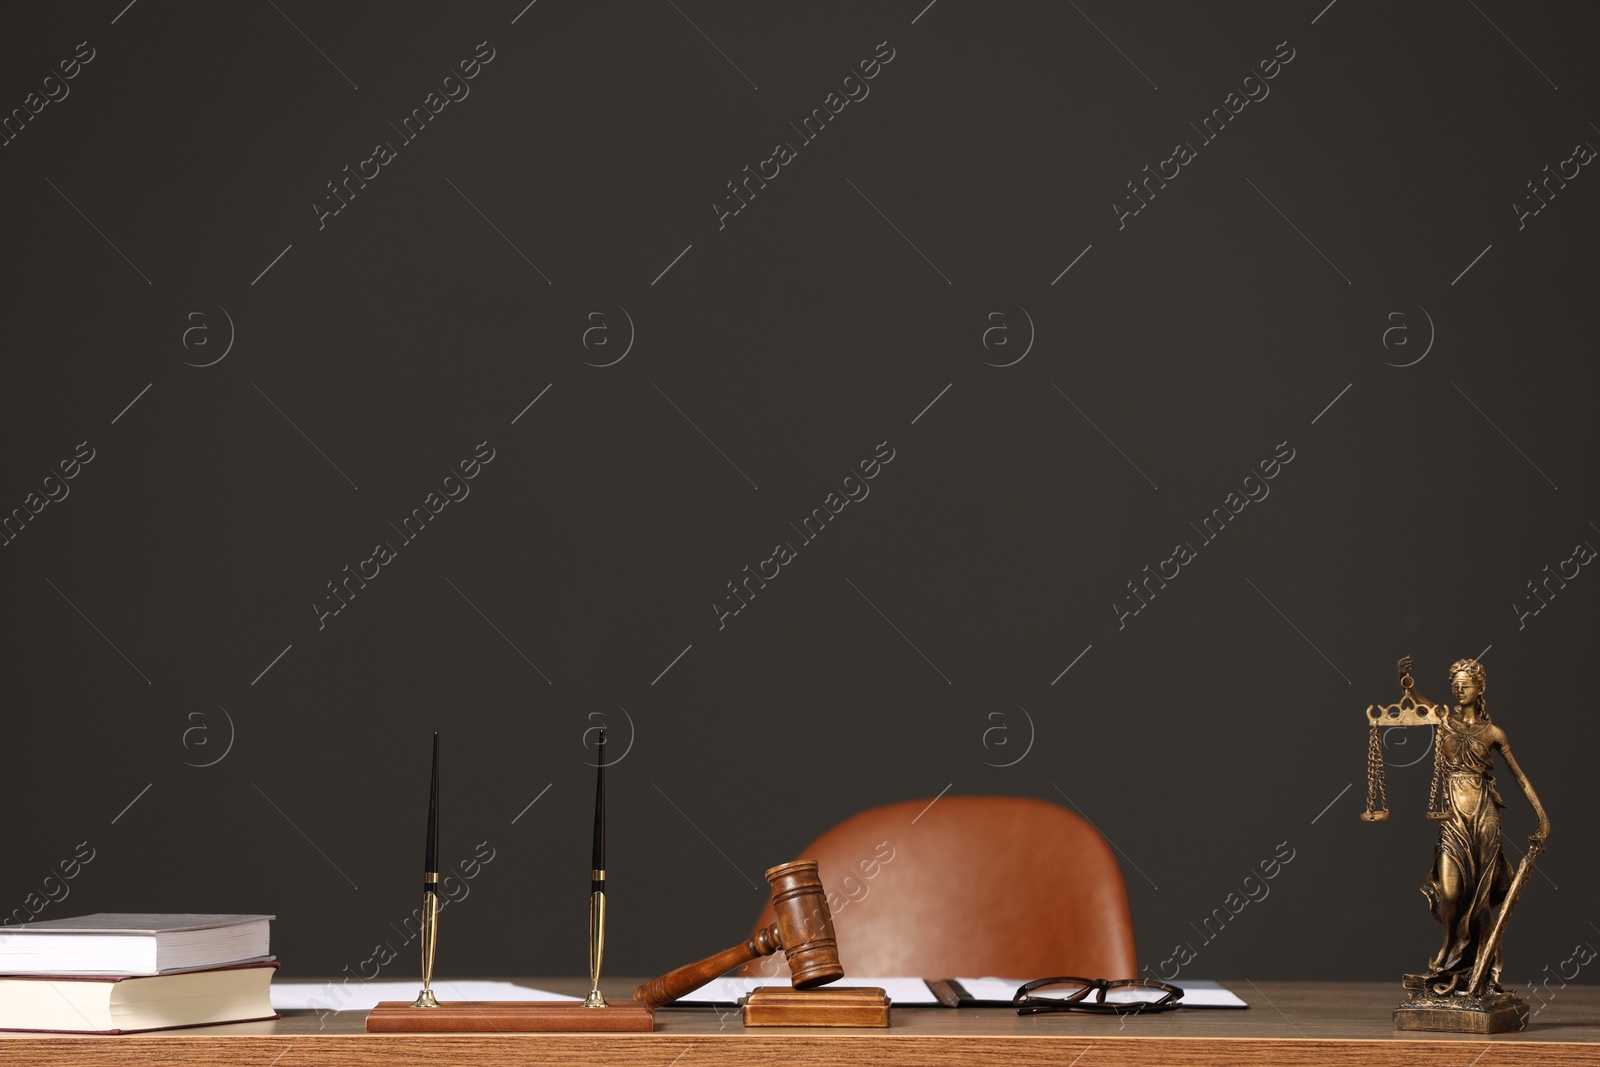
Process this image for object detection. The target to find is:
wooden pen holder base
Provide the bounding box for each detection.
[742,986,891,1027]
[365,1000,655,1032]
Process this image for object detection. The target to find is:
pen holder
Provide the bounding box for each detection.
[365,1000,655,1032]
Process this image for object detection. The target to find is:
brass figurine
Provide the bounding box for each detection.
[1362,656,1551,1033]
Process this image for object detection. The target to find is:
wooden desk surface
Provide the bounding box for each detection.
[3,978,1597,1066]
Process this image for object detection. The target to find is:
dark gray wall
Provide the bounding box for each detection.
[2,1,1596,995]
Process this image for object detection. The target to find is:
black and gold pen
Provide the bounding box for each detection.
[584,728,607,1008]
[413,732,441,1008]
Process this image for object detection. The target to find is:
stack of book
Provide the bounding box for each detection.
[0,914,277,1034]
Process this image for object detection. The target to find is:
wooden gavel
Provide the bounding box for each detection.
[635,859,844,1009]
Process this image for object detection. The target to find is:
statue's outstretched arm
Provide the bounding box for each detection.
[1497,736,1551,848]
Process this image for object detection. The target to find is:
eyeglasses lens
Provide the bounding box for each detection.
[1029,981,1172,1007]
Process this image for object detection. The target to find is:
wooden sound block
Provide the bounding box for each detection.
[365,1000,655,1032]
[742,986,891,1027]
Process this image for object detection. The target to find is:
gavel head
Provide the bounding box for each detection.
[765,859,844,989]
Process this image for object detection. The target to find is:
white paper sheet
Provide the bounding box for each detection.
[271,979,580,1012]
[676,976,939,1006]
[956,977,1247,1008]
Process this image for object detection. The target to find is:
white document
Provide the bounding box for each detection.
[272,979,580,1011]
[953,977,1026,1003]
[676,976,939,1006]
[957,977,1247,1008]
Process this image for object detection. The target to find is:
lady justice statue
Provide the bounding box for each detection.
[1361,655,1551,1032]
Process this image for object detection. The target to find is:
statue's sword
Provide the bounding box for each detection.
[1466,836,1544,996]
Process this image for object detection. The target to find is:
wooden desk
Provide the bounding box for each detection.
[3,978,1597,1066]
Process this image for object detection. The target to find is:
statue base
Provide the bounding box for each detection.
[1392,975,1529,1033]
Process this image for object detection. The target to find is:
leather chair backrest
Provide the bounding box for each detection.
[740,795,1137,980]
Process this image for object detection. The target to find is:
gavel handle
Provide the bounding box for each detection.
[634,923,782,1009]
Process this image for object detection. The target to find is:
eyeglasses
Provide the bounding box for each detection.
[1013,977,1184,1015]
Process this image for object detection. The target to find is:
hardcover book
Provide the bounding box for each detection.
[0,961,279,1034]
[0,914,273,975]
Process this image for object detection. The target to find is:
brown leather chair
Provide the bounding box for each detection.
[739,795,1137,980]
